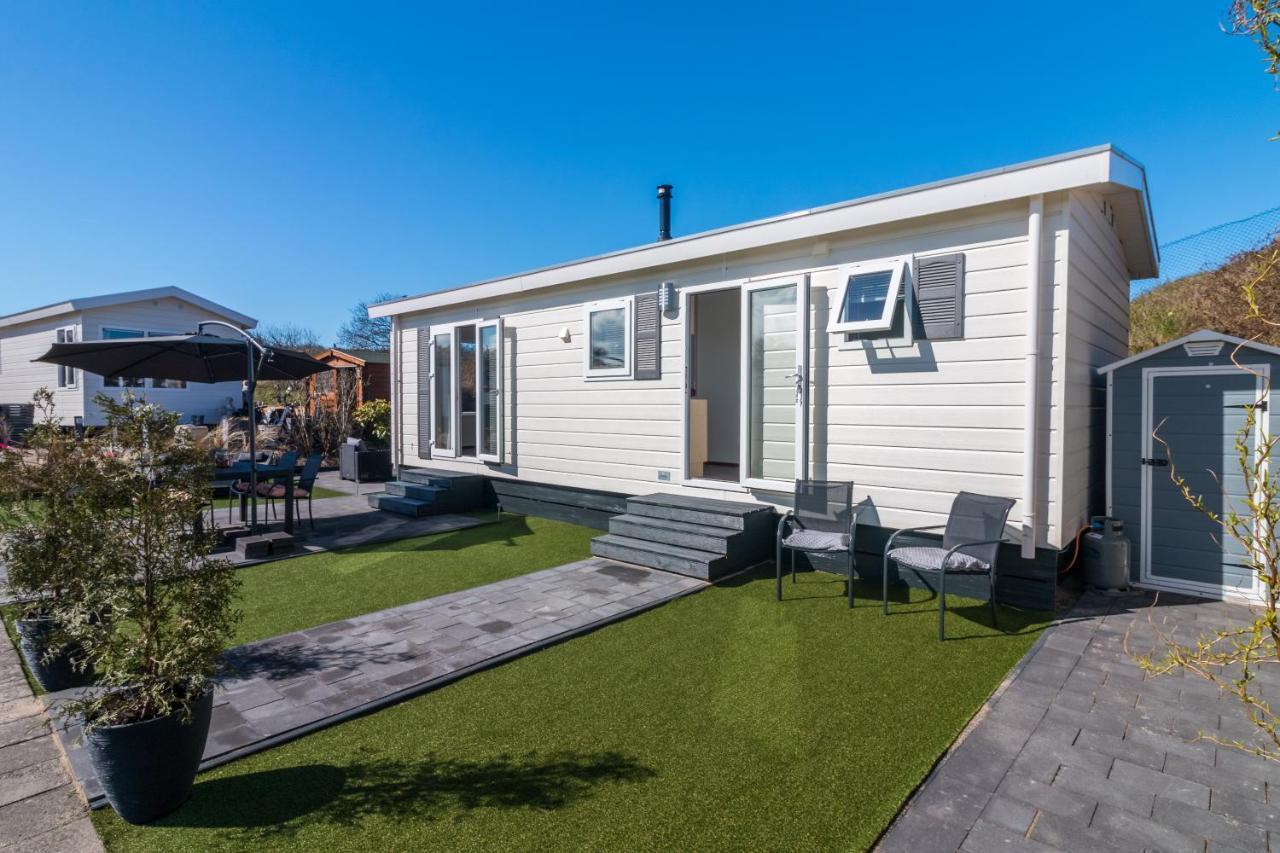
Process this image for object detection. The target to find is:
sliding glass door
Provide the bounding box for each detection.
[740,277,808,489]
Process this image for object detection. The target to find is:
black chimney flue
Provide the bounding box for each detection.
[657,184,672,241]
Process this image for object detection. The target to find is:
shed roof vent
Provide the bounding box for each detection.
[1183,340,1225,358]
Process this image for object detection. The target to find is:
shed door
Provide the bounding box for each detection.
[1141,366,1267,600]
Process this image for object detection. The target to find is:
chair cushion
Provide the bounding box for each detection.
[266,485,310,499]
[782,530,849,552]
[887,546,990,574]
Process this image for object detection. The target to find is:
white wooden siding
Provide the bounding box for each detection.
[1057,189,1133,541]
[0,314,86,421]
[395,195,1080,548]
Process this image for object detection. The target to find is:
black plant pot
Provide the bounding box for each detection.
[14,616,94,692]
[85,688,213,825]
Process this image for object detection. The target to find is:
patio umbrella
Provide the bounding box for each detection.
[35,322,329,531]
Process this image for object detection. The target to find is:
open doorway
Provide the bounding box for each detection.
[688,288,741,482]
[458,325,477,457]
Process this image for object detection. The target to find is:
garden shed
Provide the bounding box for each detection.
[1100,329,1278,602]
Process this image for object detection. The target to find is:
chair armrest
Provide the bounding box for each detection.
[848,505,866,553]
[884,524,947,556]
[776,511,796,545]
[942,538,1009,570]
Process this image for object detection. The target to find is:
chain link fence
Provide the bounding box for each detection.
[1131,205,1280,299]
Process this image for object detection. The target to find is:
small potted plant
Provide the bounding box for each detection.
[0,390,112,691]
[57,394,240,825]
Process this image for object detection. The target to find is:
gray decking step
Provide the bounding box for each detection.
[367,493,432,517]
[590,533,726,580]
[608,513,741,554]
[627,493,773,530]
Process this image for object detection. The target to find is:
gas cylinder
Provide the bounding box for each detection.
[1082,516,1130,591]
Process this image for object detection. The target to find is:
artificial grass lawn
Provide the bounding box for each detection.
[93,568,1048,852]
[231,513,598,645]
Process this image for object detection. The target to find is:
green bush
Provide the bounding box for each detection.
[353,398,391,446]
[57,394,240,731]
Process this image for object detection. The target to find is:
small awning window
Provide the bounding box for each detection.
[827,258,908,334]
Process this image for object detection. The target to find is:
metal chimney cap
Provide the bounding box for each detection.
[656,184,673,198]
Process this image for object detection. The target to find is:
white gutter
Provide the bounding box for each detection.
[390,315,403,476]
[1022,195,1045,559]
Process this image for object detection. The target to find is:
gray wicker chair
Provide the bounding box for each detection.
[882,491,1015,640]
[776,481,860,608]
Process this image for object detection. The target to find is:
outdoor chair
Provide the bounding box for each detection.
[776,480,860,608]
[882,491,1016,641]
[264,453,322,530]
[227,451,296,523]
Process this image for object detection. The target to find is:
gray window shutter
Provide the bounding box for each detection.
[914,253,965,340]
[416,336,431,459]
[634,292,661,380]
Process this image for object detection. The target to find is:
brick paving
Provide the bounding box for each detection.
[877,588,1280,852]
[48,557,705,809]
[0,628,101,851]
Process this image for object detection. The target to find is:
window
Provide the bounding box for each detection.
[55,327,77,388]
[100,328,186,388]
[826,258,908,335]
[101,328,146,387]
[583,298,631,378]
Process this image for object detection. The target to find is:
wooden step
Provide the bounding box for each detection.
[384,481,444,502]
[366,493,434,517]
[589,534,726,580]
[607,513,740,555]
[625,493,774,531]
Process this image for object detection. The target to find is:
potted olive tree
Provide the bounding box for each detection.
[0,390,113,691]
[57,394,240,825]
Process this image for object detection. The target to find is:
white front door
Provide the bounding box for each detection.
[740,275,809,490]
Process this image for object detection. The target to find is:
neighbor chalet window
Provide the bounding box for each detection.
[55,326,77,388]
[101,328,147,388]
[583,298,631,378]
[827,258,908,335]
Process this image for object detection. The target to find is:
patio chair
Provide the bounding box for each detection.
[882,491,1016,641]
[264,453,323,530]
[776,480,860,608]
[227,451,296,523]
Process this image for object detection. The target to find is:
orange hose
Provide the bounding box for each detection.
[1059,524,1091,577]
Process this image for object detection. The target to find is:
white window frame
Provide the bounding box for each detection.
[826,256,909,335]
[582,297,632,379]
[476,318,503,463]
[55,326,77,388]
[100,327,148,388]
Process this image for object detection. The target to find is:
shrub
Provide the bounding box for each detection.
[353,398,391,446]
[57,394,240,730]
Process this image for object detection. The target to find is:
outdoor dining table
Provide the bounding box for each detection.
[211,461,297,534]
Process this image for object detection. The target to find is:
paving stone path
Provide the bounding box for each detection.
[0,630,101,851]
[878,588,1280,852]
[49,557,705,809]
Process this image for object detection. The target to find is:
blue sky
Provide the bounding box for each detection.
[1,3,1277,343]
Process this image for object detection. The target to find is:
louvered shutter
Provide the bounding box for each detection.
[416,335,431,459]
[633,291,661,380]
[914,253,965,340]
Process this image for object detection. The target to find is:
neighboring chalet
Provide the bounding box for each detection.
[369,146,1158,610]
[306,348,391,414]
[0,286,256,427]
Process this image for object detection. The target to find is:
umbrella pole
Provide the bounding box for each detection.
[247,340,258,533]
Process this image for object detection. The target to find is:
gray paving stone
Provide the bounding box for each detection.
[1053,763,1154,817]
[1109,757,1210,809]
[960,818,1057,852]
[1027,810,1125,852]
[0,784,90,849]
[0,732,60,773]
[877,811,970,853]
[12,816,103,852]
[1090,803,1203,853]
[1075,728,1165,771]
[1153,793,1268,851]
[0,758,71,808]
[996,772,1096,823]
[977,794,1037,834]
[1209,787,1280,832]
